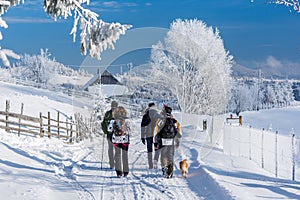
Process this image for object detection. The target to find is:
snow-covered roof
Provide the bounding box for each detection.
[81,69,121,91]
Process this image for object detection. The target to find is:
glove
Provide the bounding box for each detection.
[141,138,146,145]
[154,143,159,150]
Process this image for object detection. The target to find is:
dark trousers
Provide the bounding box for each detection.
[106,134,114,168]
[114,144,129,176]
[146,137,154,168]
[160,145,175,168]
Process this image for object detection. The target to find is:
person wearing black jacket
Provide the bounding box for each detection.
[141,102,162,169]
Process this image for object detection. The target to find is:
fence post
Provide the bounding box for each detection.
[261,128,264,169]
[39,112,44,137]
[238,126,241,157]
[66,118,69,138]
[48,112,51,138]
[5,100,10,132]
[291,130,295,181]
[275,131,278,178]
[229,125,232,156]
[70,116,73,143]
[249,126,252,160]
[75,114,79,140]
[203,119,207,131]
[57,112,60,138]
[76,118,80,140]
[210,116,214,143]
[18,103,24,136]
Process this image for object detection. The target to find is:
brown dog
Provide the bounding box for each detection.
[179,159,189,178]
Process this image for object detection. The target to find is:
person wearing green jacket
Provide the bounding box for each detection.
[101,100,118,169]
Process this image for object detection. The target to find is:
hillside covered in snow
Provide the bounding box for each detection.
[0,80,299,199]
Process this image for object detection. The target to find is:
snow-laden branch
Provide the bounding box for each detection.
[273,0,300,13]
[44,0,132,60]
[0,0,132,67]
[0,0,22,15]
[0,0,21,41]
[0,47,20,67]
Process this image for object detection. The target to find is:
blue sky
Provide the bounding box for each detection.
[1,0,299,70]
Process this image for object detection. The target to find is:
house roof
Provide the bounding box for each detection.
[81,70,121,91]
[101,70,121,85]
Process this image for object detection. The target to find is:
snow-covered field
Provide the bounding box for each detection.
[0,80,299,200]
[242,107,300,137]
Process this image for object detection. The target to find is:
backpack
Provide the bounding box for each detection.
[101,110,113,134]
[108,119,130,144]
[159,117,178,139]
[141,110,151,127]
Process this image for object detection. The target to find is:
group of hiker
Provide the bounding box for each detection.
[101,100,181,178]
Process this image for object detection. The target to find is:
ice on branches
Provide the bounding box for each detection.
[0,0,131,67]
[0,0,22,15]
[273,0,300,13]
[0,48,20,67]
[44,0,132,60]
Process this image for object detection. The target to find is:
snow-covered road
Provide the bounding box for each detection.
[0,120,231,200]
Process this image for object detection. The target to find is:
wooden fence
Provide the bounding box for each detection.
[0,100,81,143]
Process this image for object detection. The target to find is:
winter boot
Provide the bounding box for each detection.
[162,166,168,178]
[123,172,129,177]
[116,170,123,177]
[166,163,173,178]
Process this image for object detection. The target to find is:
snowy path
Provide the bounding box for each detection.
[74,124,232,200]
[0,124,231,200]
[0,80,231,199]
[0,80,300,199]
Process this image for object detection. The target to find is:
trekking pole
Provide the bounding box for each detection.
[100,133,105,169]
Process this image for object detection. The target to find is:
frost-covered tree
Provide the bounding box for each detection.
[228,78,295,113]
[18,49,43,83]
[228,80,258,113]
[264,84,277,108]
[272,80,294,107]
[149,19,233,115]
[0,0,132,67]
[228,80,260,115]
[273,0,300,13]
[281,80,294,105]
[120,63,176,104]
[17,49,51,84]
[13,48,90,86]
[90,86,108,137]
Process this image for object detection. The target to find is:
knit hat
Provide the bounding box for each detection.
[111,100,118,109]
[164,105,172,114]
[148,102,155,108]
